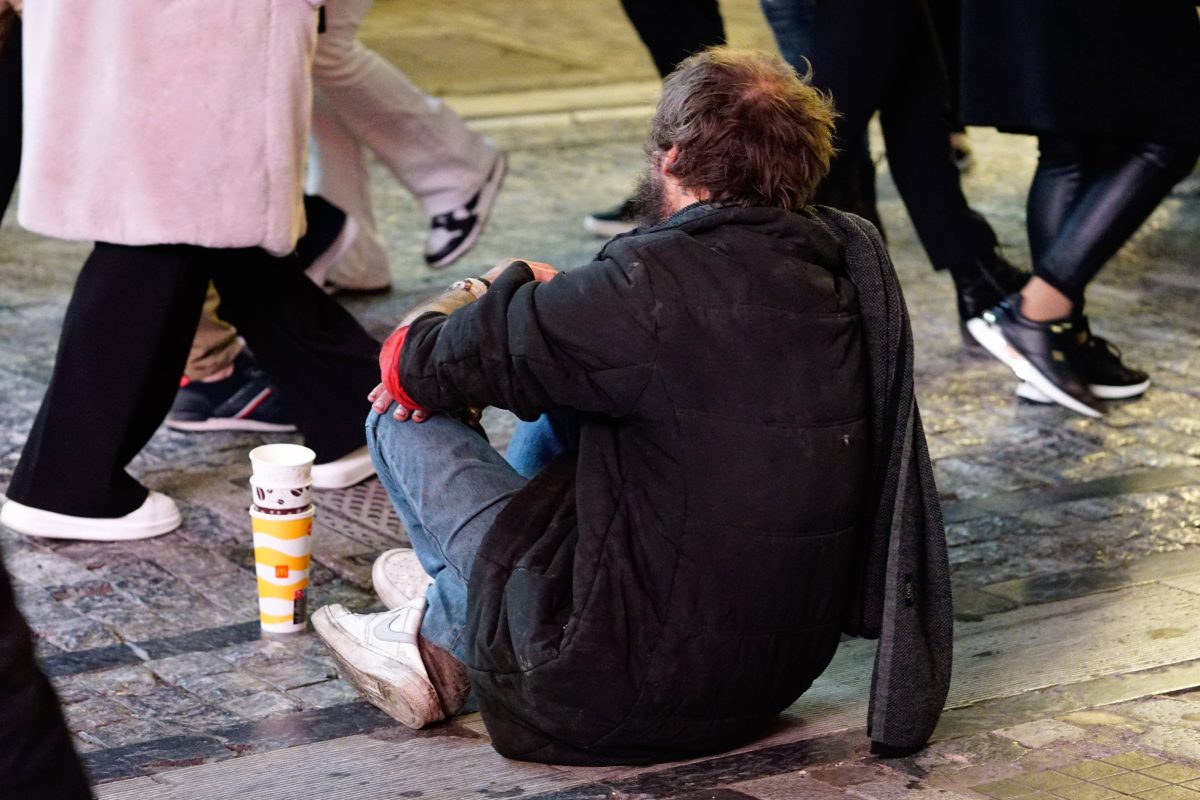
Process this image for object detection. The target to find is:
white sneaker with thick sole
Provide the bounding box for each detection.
[311,446,375,490]
[372,549,434,609]
[312,598,444,729]
[0,491,181,541]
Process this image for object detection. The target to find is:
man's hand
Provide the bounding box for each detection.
[483,258,559,284]
[368,383,429,422]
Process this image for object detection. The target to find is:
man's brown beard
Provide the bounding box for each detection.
[631,165,669,228]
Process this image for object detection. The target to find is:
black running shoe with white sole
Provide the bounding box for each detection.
[424,152,506,269]
[167,352,296,432]
[966,296,1102,418]
[1017,318,1149,403]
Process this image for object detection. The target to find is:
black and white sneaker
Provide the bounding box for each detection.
[583,197,639,238]
[966,296,1102,418]
[424,152,506,270]
[1017,318,1150,403]
[166,352,296,432]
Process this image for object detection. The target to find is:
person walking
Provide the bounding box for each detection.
[309,0,506,289]
[794,0,1028,343]
[0,0,380,540]
[961,0,1200,416]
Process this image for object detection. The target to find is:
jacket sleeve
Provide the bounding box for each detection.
[398,258,657,420]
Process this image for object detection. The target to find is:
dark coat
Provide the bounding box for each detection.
[960,0,1200,144]
[401,203,950,765]
[812,207,952,758]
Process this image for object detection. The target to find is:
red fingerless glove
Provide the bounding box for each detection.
[378,326,427,412]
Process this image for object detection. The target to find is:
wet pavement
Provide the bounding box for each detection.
[2,0,1200,797]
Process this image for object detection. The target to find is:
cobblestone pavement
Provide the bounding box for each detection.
[2,2,1200,796]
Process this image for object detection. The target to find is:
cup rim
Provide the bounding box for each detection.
[249,444,316,470]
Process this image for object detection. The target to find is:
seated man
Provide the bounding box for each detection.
[314,47,950,765]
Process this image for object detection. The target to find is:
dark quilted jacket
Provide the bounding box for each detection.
[401,204,879,764]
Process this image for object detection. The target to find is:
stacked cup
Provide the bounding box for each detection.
[248,444,316,634]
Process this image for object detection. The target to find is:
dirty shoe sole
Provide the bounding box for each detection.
[312,607,444,729]
[966,317,1102,419]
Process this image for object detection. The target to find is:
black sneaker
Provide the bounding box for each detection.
[1017,318,1150,403]
[583,197,639,238]
[424,152,506,270]
[966,296,1102,418]
[166,352,296,432]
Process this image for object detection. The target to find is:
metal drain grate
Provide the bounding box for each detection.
[316,479,408,552]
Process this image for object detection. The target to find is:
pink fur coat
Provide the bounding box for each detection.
[18,0,322,255]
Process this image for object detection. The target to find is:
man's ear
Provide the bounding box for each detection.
[660,145,681,177]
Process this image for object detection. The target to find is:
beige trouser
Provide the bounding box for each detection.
[307,0,495,290]
[187,284,241,381]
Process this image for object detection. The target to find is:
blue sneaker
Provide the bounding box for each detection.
[167,352,296,433]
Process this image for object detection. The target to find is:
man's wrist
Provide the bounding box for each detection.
[449,277,490,300]
[397,278,488,328]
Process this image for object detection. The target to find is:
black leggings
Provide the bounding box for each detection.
[1028,135,1200,306]
[6,244,380,517]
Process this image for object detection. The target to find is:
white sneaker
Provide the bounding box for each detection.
[312,598,444,729]
[372,548,434,609]
[0,491,181,541]
[311,446,375,490]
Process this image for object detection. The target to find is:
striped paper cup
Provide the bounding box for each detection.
[249,505,314,634]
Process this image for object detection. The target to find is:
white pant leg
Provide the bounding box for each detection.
[309,93,391,289]
[313,0,496,217]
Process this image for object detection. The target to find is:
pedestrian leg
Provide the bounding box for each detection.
[6,244,208,516]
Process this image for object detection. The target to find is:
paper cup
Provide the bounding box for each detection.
[250,505,314,634]
[248,444,316,488]
[250,477,312,512]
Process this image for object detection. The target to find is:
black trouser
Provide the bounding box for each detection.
[1028,135,1200,307]
[0,19,21,221]
[808,0,996,275]
[925,0,962,132]
[0,554,92,799]
[6,244,380,518]
[619,0,725,78]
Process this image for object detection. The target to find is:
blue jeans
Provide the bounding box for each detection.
[364,410,571,662]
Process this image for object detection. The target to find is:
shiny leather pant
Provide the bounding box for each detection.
[1028,135,1200,306]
